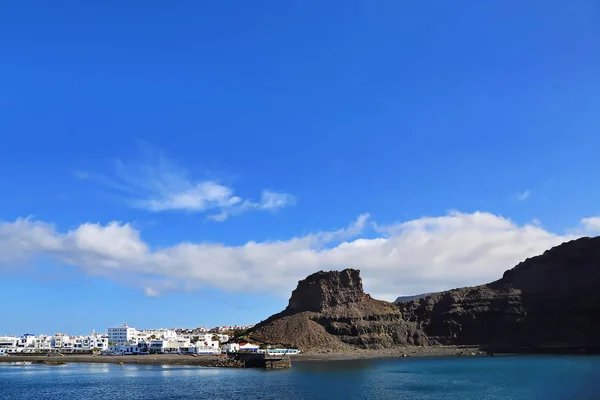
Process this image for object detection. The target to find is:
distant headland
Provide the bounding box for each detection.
[247,237,600,355]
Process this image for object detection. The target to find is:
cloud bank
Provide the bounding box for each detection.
[1,211,596,301]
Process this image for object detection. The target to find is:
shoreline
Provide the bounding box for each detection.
[0,347,484,366]
[2,345,596,366]
[0,354,243,368]
[291,346,485,361]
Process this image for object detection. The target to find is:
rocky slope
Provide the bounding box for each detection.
[399,236,600,349]
[248,237,600,352]
[248,269,428,350]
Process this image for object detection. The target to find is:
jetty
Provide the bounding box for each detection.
[228,352,292,369]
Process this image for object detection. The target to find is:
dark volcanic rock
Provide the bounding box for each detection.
[248,269,427,351]
[287,269,364,313]
[249,237,600,352]
[398,237,600,349]
[395,293,433,303]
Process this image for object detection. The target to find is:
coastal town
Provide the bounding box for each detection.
[0,323,300,357]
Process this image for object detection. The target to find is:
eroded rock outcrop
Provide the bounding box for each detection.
[249,237,600,352]
[248,269,427,350]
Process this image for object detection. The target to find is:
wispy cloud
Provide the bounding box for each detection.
[516,190,530,201]
[77,152,294,221]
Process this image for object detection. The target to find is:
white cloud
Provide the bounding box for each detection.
[517,190,530,201]
[1,211,595,301]
[573,217,600,235]
[77,153,294,221]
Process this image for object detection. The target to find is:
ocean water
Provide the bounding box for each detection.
[0,356,598,400]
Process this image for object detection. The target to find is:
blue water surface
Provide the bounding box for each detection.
[0,355,598,400]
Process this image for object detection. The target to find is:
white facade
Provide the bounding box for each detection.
[72,333,109,351]
[186,333,228,343]
[148,339,168,353]
[0,325,249,354]
[0,336,18,348]
[33,335,53,351]
[17,334,36,348]
[108,324,138,344]
[221,342,239,353]
[0,332,109,354]
[107,343,146,355]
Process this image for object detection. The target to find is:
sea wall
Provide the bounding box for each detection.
[0,354,244,367]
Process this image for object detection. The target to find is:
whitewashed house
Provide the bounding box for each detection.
[148,339,168,353]
[33,335,53,351]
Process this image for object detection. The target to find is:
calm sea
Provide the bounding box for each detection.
[0,355,598,399]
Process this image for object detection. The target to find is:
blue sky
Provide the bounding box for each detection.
[1,1,599,335]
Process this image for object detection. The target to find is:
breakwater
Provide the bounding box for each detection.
[0,354,244,368]
[1,353,293,368]
[228,352,292,368]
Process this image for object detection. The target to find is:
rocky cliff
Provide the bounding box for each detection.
[399,237,600,350]
[395,293,433,303]
[248,269,427,350]
[248,237,600,352]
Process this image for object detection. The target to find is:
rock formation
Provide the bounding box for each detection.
[399,236,600,350]
[248,237,600,352]
[395,293,433,303]
[248,269,427,350]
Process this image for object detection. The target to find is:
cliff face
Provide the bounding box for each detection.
[395,293,433,303]
[399,237,600,349]
[248,269,427,350]
[249,237,600,351]
[286,269,365,314]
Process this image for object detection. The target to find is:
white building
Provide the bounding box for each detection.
[88,333,109,351]
[221,342,239,353]
[0,336,18,348]
[186,333,228,343]
[33,335,53,351]
[132,328,177,343]
[108,323,138,344]
[51,334,74,352]
[222,342,259,353]
[194,342,220,354]
[148,339,169,353]
[0,332,109,354]
[107,343,146,355]
[72,333,109,352]
[17,334,36,348]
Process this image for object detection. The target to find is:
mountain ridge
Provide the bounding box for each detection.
[248,237,600,352]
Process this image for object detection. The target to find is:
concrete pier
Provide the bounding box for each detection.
[228,352,292,369]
